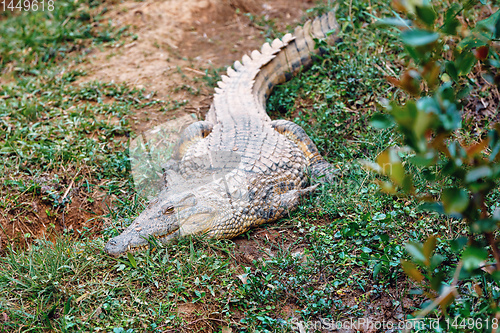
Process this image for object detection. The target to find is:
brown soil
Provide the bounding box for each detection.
[0,170,109,253]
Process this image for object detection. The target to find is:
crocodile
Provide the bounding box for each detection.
[104,10,339,257]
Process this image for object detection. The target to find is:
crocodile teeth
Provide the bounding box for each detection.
[221,75,230,82]
[227,67,236,76]
[128,244,148,253]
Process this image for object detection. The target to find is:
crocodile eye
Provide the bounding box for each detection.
[163,206,174,215]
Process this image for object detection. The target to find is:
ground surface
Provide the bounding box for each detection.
[2,1,498,332]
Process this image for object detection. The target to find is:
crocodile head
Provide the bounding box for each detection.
[104,188,220,257]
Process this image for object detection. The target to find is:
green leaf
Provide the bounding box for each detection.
[465,166,492,182]
[475,10,500,37]
[414,101,437,137]
[463,0,476,10]
[127,252,137,269]
[362,247,373,253]
[442,19,459,35]
[458,35,488,51]
[491,271,500,282]
[64,296,73,315]
[422,169,436,181]
[430,272,445,291]
[423,235,437,261]
[401,29,439,47]
[457,84,472,100]
[490,128,500,161]
[441,187,469,214]
[380,233,389,243]
[496,11,500,38]
[451,237,468,253]
[438,82,456,102]
[405,242,427,265]
[439,104,461,131]
[417,96,440,114]
[419,202,444,214]
[442,4,461,35]
[445,61,458,82]
[370,113,393,129]
[373,262,383,279]
[446,141,459,159]
[455,51,476,75]
[415,6,436,26]
[375,17,412,27]
[494,207,500,220]
[401,260,424,282]
[430,254,444,269]
[471,219,497,233]
[462,246,488,271]
[409,154,435,167]
[376,148,406,187]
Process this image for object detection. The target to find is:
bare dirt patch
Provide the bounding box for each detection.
[0,173,108,253]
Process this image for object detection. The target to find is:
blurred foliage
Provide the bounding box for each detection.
[366,0,500,328]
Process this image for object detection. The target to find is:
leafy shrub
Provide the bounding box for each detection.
[366,0,500,328]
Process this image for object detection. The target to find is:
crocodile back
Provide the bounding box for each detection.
[176,10,338,236]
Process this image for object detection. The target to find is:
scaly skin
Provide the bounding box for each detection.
[104,10,338,257]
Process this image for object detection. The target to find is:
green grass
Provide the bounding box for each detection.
[0,0,124,73]
[0,0,140,238]
[0,69,149,241]
[0,0,497,332]
[0,236,240,331]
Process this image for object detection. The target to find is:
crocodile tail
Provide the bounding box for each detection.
[253,10,338,107]
[207,10,338,124]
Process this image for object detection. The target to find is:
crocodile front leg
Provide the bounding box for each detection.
[271,119,336,183]
[171,121,213,160]
[160,121,214,187]
[277,183,319,212]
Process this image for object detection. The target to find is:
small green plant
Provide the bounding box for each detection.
[366,0,500,328]
[0,0,124,73]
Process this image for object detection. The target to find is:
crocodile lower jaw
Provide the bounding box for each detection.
[126,227,179,254]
